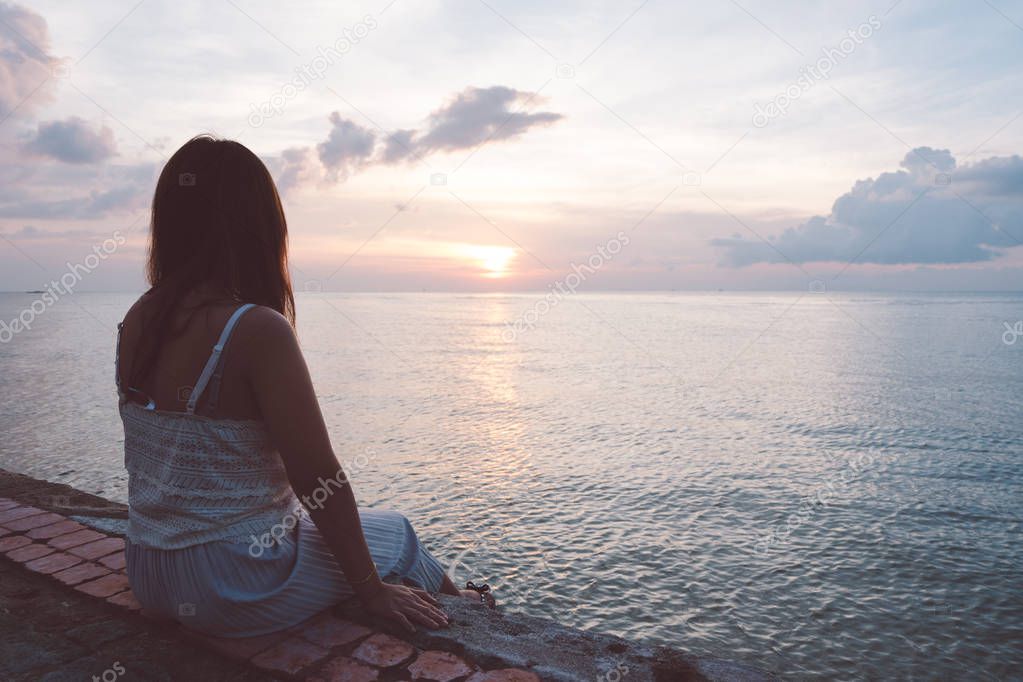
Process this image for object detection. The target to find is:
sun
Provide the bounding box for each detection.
[462,245,517,278]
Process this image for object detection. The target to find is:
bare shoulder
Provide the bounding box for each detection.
[233,305,307,387]
[240,305,293,336]
[236,305,300,355]
[119,292,151,333]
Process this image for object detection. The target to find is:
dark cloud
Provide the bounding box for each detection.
[271,86,562,190]
[380,129,417,164]
[0,2,62,119]
[383,85,562,164]
[901,146,955,173]
[416,85,562,153]
[712,147,1023,266]
[316,112,376,181]
[954,154,1023,197]
[23,117,118,163]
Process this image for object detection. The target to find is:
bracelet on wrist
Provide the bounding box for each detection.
[350,568,379,586]
[354,575,385,601]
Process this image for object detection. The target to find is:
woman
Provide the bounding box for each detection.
[116,135,493,637]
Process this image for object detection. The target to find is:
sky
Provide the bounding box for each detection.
[1,0,1023,292]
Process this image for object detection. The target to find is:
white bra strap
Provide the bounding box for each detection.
[185,303,256,414]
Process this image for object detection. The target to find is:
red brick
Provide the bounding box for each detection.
[98,551,126,571]
[74,572,130,598]
[2,512,65,532]
[251,637,329,676]
[7,543,54,563]
[48,529,105,550]
[352,633,415,669]
[24,551,83,575]
[300,617,373,649]
[309,656,379,682]
[26,519,86,540]
[409,650,475,681]
[107,590,143,611]
[52,561,110,586]
[468,670,541,682]
[0,535,32,552]
[0,505,46,524]
[68,537,124,560]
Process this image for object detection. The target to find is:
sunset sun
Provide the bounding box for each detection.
[461,245,517,278]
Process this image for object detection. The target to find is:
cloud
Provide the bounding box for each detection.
[267,146,318,193]
[0,162,153,219]
[712,147,1023,266]
[0,224,117,240]
[900,146,955,173]
[0,2,62,119]
[954,154,1023,197]
[0,185,141,219]
[383,85,562,163]
[272,85,563,190]
[22,117,118,163]
[380,128,417,164]
[316,112,376,181]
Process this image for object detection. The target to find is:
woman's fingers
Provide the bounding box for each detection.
[412,593,447,623]
[406,598,447,628]
[398,586,445,623]
[378,585,447,630]
[425,604,448,626]
[413,588,441,607]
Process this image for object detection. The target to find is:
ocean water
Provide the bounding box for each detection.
[1,291,1021,679]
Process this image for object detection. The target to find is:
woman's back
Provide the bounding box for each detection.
[117,290,273,420]
[118,296,299,550]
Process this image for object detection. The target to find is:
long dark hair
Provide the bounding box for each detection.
[130,135,295,388]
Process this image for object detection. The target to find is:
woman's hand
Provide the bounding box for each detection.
[363,582,449,632]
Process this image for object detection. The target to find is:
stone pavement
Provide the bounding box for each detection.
[0,470,775,681]
[0,494,541,681]
[0,552,277,681]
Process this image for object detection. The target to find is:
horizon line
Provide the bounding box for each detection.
[3,288,1022,295]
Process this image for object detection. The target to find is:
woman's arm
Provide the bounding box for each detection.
[244,308,447,632]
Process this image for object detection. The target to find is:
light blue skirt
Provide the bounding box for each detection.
[125,509,447,637]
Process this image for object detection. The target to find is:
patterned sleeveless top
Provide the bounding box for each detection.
[116,303,299,549]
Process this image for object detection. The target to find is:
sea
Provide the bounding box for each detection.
[1,291,1021,680]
